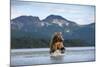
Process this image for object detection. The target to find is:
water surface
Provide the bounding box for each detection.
[11,47,95,66]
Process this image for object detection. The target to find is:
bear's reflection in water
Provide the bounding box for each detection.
[50,55,64,63]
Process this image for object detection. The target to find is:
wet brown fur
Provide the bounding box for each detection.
[50,32,64,53]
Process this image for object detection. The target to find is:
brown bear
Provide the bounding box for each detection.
[49,32,65,54]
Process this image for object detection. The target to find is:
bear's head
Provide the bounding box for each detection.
[53,32,64,43]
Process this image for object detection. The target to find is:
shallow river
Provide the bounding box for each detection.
[11,47,95,66]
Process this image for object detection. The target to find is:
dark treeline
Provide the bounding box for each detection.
[11,37,95,49]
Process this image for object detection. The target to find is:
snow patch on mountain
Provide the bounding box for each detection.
[66,30,70,32]
[52,19,64,27]
[66,23,69,26]
[41,22,45,26]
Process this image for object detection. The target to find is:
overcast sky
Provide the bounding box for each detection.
[11,0,95,25]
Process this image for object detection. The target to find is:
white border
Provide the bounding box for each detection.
[0,0,10,67]
[0,0,98,67]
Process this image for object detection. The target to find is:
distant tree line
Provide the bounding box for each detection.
[11,37,94,49]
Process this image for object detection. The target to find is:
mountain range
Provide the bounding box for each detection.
[11,15,95,48]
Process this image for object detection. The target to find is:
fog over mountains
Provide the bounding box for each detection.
[11,15,95,48]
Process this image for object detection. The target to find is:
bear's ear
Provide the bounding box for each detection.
[54,32,62,36]
[59,32,62,34]
[54,32,58,35]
